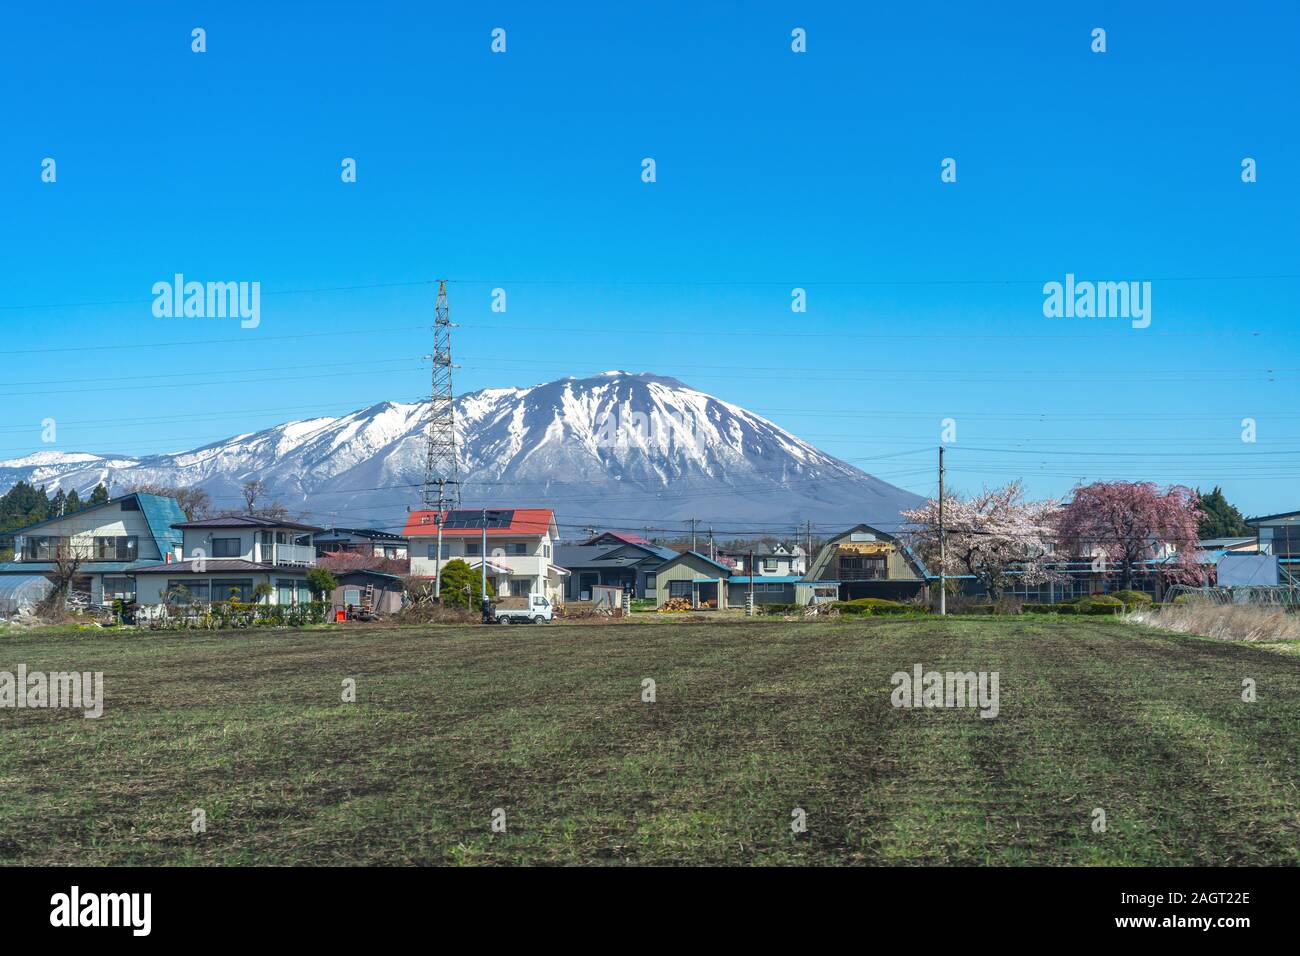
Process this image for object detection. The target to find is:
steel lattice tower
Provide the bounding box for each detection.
[422,279,461,510]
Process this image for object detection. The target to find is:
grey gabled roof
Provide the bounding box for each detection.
[657,550,735,576]
[173,515,323,532]
[316,527,406,541]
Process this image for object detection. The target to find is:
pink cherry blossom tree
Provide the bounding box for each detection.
[902,481,1060,601]
[1052,481,1205,589]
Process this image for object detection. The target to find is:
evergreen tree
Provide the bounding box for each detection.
[1195,486,1253,538]
[438,559,484,609]
[50,489,67,517]
[88,483,110,506]
[64,489,82,514]
[0,481,50,533]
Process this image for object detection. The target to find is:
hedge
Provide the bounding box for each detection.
[832,598,911,616]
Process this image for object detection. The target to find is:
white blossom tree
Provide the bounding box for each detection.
[902,481,1060,601]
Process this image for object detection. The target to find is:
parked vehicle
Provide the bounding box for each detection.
[492,594,553,624]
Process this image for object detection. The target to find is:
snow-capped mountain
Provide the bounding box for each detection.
[0,372,922,536]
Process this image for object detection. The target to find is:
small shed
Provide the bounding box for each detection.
[653,551,733,609]
[331,570,406,617]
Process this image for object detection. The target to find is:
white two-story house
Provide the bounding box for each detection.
[404,508,568,603]
[0,492,187,605]
[131,514,323,605]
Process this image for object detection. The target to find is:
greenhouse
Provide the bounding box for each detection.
[0,575,54,616]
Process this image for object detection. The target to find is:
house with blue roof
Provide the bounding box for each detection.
[0,492,187,606]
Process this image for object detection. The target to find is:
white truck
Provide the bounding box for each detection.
[492,594,554,624]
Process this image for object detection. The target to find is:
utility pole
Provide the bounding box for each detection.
[708,527,715,561]
[433,510,444,601]
[938,445,946,617]
[480,508,490,623]
[689,518,698,553]
[748,548,755,616]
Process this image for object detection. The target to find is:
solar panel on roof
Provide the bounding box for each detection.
[442,510,515,529]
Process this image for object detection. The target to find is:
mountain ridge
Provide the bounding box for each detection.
[0,372,923,535]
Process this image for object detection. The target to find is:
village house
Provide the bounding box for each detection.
[404,508,568,603]
[720,543,807,578]
[0,492,186,606]
[1247,510,1300,586]
[804,524,930,602]
[652,550,735,609]
[313,527,408,560]
[554,534,678,602]
[131,514,322,605]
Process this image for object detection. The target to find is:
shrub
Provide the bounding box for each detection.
[761,603,800,616]
[1112,589,1154,609]
[1076,595,1125,615]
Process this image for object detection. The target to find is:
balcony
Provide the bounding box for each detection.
[838,564,888,581]
[254,542,316,567]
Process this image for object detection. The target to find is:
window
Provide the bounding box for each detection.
[102,576,135,601]
[211,579,254,602]
[167,580,210,604]
[466,542,482,556]
[427,543,452,560]
[120,497,140,511]
[343,587,362,605]
[277,579,295,605]
[506,542,527,556]
[21,536,60,561]
[212,538,241,558]
[669,580,692,598]
[645,574,656,588]
[762,558,778,572]
[510,579,532,597]
[543,544,550,558]
[297,581,312,605]
[94,536,138,561]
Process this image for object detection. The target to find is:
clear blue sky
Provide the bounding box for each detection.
[2,1,1297,517]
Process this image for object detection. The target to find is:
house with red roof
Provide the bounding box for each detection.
[404,508,568,603]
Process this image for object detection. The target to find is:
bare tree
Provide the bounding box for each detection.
[35,541,84,619]
[241,480,266,513]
